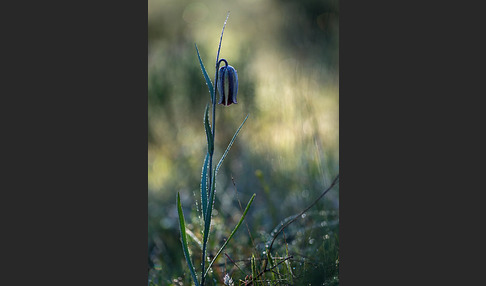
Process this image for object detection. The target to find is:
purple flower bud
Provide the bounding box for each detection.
[217,64,238,106]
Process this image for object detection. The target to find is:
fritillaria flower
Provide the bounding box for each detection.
[217,61,238,106]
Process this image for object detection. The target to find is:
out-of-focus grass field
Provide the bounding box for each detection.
[148,0,339,284]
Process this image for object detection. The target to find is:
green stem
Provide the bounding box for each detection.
[201,13,229,285]
[201,60,222,286]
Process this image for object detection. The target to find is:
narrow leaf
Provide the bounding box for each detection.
[203,114,248,249]
[251,254,257,285]
[195,44,214,103]
[177,193,200,286]
[204,104,213,155]
[285,238,294,284]
[213,12,230,103]
[204,193,256,278]
[267,251,276,281]
[215,12,230,67]
[216,114,249,174]
[200,152,209,221]
[185,228,203,250]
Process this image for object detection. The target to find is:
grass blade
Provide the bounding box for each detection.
[216,114,249,174]
[186,228,203,250]
[177,192,200,286]
[195,44,214,103]
[267,251,276,281]
[251,254,257,285]
[204,193,256,278]
[285,241,294,284]
[200,152,209,221]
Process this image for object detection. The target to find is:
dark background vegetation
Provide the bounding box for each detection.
[148,0,339,284]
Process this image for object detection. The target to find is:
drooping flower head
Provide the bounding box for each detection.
[217,59,238,106]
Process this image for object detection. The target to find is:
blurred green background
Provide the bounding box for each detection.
[148,0,339,284]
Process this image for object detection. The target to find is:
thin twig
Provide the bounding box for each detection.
[225,253,247,276]
[265,174,339,273]
[251,256,293,282]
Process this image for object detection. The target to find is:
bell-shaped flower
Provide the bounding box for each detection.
[217,64,238,106]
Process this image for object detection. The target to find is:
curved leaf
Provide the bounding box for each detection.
[177,193,200,286]
[204,104,213,155]
[195,44,214,103]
